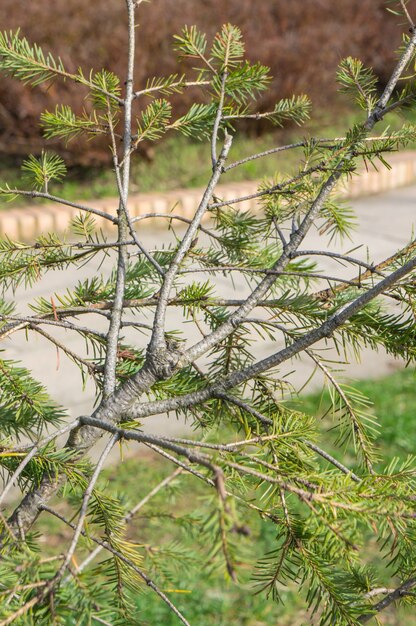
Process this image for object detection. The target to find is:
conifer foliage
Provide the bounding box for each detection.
[0,1,416,624]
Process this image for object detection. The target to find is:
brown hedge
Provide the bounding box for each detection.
[0,0,403,165]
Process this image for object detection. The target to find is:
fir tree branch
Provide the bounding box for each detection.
[358,575,416,623]
[399,0,415,28]
[2,20,416,623]
[215,393,361,481]
[223,134,403,172]
[102,0,136,400]
[107,97,165,277]
[74,467,182,574]
[148,134,232,356]
[0,419,80,508]
[38,504,192,626]
[1,315,107,340]
[305,350,374,473]
[364,26,416,128]
[54,435,119,581]
[76,418,369,511]
[1,436,118,622]
[0,31,123,104]
[316,239,416,301]
[294,249,384,277]
[128,252,416,419]
[182,30,416,366]
[177,265,367,288]
[209,161,326,210]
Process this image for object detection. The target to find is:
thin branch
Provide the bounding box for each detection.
[382,93,416,115]
[107,96,164,277]
[77,419,350,505]
[152,433,290,452]
[223,111,293,121]
[209,161,326,210]
[79,417,215,471]
[1,315,108,339]
[148,134,232,355]
[0,239,133,254]
[316,239,416,301]
[363,587,395,599]
[305,349,374,473]
[0,419,80,508]
[224,135,400,172]
[54,433,119,581]
[177,264,368,288]
[0,310,115,343]
[294,249,384,276]
[102,0,136,400]
[143,443,290,528]
[131,212,222,241]
[365,27,416,126]
[399,0,415,28]
[39,504,192,626]
[134,78,210,98]
[217,393,361,481]
[0,189,117,224]
[303,440,361,483]
[211,70,228,167]
[144,441,216,485]
[75,467,182,574]
[358,576,416,623]
[29,325,98,376]
[224,141,306,171]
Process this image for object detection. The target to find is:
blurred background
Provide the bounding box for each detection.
[0,0,405,167]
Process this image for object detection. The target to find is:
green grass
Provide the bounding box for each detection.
[0,131,290,208]
[31,367,416,625]
[2,103,416,209]
[297,367,416,465]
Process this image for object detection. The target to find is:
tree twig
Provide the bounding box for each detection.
[102,0,137,400]
[358,576,416,623]
[148,134,232,356]
[0,419,80,508]
[39,503,192,626]
[74,467,182,573]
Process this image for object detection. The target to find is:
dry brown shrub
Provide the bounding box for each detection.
[0,0,403,165]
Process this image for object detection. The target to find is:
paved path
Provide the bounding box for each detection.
[0,181,413,499]
[3,182,414,445]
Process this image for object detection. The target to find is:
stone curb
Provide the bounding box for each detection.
[1,151,416,241]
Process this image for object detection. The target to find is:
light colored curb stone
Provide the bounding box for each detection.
[31,207,56,235]
[178,190,205,220]
[18,209,38,241]
[2,151,416,241]
[0,210,20,240]
[54,205,77,233]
